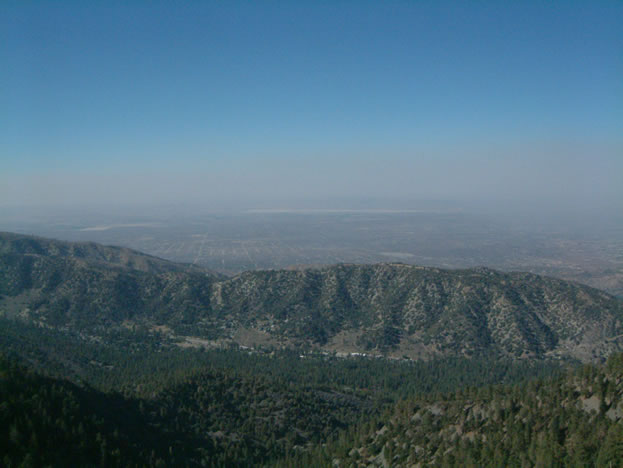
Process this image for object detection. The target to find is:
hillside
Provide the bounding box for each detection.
[2,347,622,468]
[0,232,223,332]
[292,353,623,468]
[213,265,623,361]
[0,353,367,467]
[0,231,218,275]
[1,232,622,362]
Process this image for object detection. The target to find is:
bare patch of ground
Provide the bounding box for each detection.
[232,326,282,348]
[324,329,364,354]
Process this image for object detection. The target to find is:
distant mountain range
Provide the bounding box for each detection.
[1,232,622,362]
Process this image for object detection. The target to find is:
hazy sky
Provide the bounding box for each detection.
[1,1,621,212]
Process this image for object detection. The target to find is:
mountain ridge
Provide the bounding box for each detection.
[0,231,221,276]
[1,232,622,362]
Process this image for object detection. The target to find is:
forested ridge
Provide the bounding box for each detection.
[2,232,623,362]
[0,318,566,467]
[289,353,623,467]
[2,233,623,466]
[2,348,623,467]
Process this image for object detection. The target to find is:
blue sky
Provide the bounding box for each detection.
[1,1,621,210]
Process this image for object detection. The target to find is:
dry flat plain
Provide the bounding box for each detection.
[2,208,622,297]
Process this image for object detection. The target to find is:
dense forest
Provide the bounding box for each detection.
[287,354,623,467]
[2,346,623,467]
[2,233,623,466]
[0,317,568,467]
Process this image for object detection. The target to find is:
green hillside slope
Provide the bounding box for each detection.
[294,354,623,468]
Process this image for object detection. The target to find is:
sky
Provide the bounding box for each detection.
[1,1,622,213]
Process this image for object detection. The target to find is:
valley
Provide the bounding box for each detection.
[2,209,622,297]
[1,232,622,466]
[4,2,621,465]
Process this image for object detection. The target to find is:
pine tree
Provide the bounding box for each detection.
[596,424,623,468]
